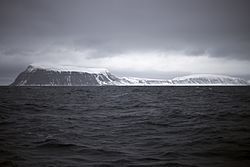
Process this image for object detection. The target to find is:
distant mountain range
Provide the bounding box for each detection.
[11,64,249,86]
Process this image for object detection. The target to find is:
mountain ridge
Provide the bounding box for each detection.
[11,64,249,86]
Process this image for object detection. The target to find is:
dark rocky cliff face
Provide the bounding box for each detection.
[11,67,119,86]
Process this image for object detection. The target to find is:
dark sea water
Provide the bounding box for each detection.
[0,86,250,167]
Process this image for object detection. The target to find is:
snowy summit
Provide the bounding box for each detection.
[27,64,109,74]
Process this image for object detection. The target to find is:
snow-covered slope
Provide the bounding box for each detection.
[119,77,171,86]
[171,74,248,85]
[27,63,109,74]
[11,64,249,86]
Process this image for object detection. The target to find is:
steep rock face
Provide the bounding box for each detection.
[11,65,120,86]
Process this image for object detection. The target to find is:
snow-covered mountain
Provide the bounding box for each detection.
[170,74,248,85]
[11,64,120,86]
[11,64,249,86]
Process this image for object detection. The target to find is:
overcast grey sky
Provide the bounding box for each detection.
[0,0,250,84]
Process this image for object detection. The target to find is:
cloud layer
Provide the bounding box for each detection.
[0,0,250,84]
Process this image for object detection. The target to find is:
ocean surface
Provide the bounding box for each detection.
[0,86,250,167]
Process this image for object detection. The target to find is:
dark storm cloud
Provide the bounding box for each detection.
[0,0,250,84]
